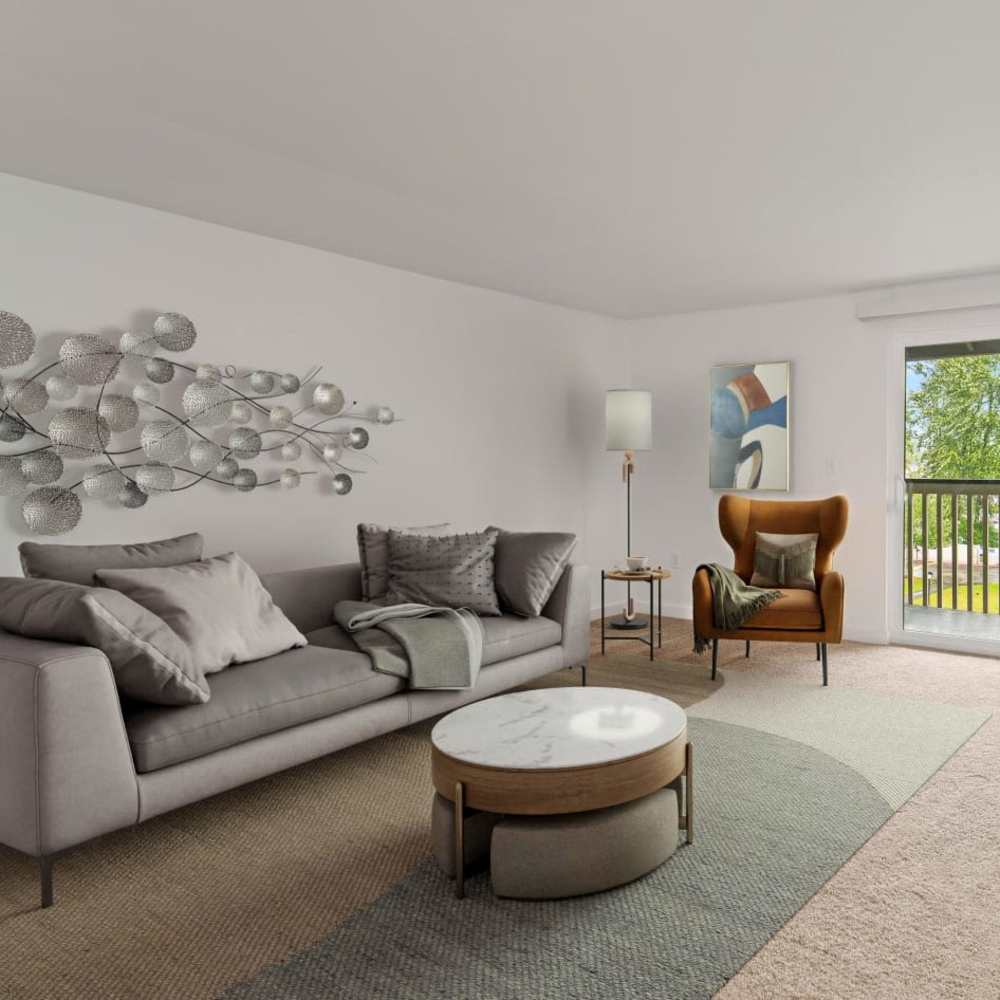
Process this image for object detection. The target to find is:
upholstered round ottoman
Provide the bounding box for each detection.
[430,687,693,899]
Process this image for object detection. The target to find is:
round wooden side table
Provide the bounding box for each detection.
[601,568,671,660]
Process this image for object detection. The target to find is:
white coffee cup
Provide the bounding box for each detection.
[626,555,649,572]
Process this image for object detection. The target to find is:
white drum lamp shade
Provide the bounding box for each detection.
[606,389,652,451]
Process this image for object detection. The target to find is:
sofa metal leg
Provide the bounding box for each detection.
[821,643,828,686]
[580,663,587,687]
[40,857,53,909]
[745,640,750,658]
[711,638,719,681]
[816,642,821,661]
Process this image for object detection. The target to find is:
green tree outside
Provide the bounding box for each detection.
[907,356,1000,551]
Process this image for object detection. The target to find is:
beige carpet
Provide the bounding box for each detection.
[1,621,997,999]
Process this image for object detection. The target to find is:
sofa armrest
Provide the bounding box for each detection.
[542,564,590,667]
[819,571,845,643]
[0,631,138,857]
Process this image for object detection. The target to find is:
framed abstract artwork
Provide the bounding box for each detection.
[709,361,789,490]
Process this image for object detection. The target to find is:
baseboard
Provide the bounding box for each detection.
[593,601,890,646]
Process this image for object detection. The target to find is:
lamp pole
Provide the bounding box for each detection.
[611,447,646,629]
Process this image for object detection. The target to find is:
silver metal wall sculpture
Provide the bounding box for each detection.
[0,310,397,535]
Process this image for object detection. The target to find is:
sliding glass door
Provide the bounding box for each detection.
[903,339,1000,643]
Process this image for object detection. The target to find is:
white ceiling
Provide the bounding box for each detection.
[3,1,1000,317]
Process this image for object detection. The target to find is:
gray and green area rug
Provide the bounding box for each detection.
[222,672,988,1000]
[0,655,989,1000]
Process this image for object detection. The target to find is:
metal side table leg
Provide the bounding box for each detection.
[454,782,465,899]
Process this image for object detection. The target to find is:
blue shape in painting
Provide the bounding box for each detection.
[711,388,787,439]
[747,395,787,433]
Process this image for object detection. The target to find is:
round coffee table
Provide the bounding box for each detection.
[430,687,692,898]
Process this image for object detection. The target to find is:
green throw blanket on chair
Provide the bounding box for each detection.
[693,563,781,653]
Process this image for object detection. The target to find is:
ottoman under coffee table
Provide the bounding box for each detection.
[430,687,692,899]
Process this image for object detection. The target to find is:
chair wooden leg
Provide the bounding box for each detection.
[745,640,750,658]
[821,643,828,686]
[711,638,719,680]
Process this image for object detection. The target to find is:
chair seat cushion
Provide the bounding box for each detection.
[743,588,823,630]
[308,614,562,667]
[125,645,405,772]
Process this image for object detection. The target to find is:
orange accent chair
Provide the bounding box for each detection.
[693,495,848,685]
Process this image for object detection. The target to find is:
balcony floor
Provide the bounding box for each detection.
[904,604,1000,642]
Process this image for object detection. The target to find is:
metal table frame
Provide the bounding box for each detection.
[601,570,664,660]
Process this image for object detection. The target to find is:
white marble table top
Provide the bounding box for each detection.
[431,687,687,770]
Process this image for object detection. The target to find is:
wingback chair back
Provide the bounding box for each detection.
[719,494,848,583]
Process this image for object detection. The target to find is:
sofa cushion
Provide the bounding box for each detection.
[386,528,501,615]
[306,623,360,653]
[489,528,577,617]
[18,532,204,586]
[480,614,562,665]
[308,615,561,666]
[742,588,823,630]
[357,522,450,602]
[125,645,405,772]
[0,576,209,705]
[97,552,306,674]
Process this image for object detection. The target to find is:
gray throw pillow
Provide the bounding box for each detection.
[489,527,577,617]
[750,532,819,590]
[96,552,307,674]
[19,532,204,586]
[357,522,450,601]
[0,577,208,705]
[385,528,501,616]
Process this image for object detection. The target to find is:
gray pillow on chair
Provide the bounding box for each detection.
[0,577,209,705]
[18,532,204,586]
[489,527,577,616]
[96,552,307,673]
[750,532,819,590]
[385,528,501,616]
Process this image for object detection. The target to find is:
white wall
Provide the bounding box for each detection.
[6,172,991,645]
[625,296,890,643]
[0,173,626,597]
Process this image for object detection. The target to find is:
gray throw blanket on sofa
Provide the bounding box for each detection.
[693,563,781,654]
[333,601,484,690]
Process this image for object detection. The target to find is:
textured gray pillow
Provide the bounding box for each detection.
[489,528,577,617]
[385,528,501,616]
[19,532,204,586]
[96,552,307,674]
[0,577,208,705]
[750,532,819,590]
[357,522,450,601]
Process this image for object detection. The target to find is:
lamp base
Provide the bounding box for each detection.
[608,613,648,631]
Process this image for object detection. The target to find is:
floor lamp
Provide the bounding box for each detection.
[606,388,653,629]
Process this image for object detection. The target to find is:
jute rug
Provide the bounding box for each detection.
[0,629,992,1000]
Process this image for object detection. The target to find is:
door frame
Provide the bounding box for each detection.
[884,312,1000,655]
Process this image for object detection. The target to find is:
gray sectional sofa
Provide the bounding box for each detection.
[0,559,590,907]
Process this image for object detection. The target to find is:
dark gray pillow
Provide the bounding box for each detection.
[489,528,577,617]
[750,531,818,590]
[18,532,204,586]
[96,553,307,674]
[385,528,501,616]
[0,577,209,705]
[357,522,450,601]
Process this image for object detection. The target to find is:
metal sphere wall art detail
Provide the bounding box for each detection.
[0,309,399,535]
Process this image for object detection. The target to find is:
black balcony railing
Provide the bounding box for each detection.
[905,479,1000,613]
